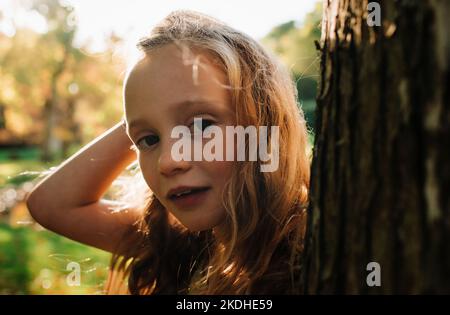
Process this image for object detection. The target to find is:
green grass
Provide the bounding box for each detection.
[0,223,111,294]
[0,147,41,161]
[0,160,47,187]
[0,146,83,187]
[0,149,112,294]
[0,154,66,187]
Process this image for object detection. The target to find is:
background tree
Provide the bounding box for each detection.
[301,0,449,293]
[262,2,322,131]
[0,1,129,294]
[0,0,124,161]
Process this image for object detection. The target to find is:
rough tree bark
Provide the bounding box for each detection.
[301,0,449,294]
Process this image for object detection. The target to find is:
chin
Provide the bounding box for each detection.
[181,220,216,232]
[177,212,226,232]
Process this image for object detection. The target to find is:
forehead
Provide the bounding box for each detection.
[124,43,231,117]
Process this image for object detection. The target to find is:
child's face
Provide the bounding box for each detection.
[124,44,235,232]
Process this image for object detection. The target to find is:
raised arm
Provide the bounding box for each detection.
[26,120,141,254]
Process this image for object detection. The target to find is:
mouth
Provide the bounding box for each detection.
[167,186,211,208]
[167,186,211,199]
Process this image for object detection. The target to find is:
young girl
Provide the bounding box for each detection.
[26,10,310,295]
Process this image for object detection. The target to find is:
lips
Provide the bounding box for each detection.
[166,186,211,208]
[167,186,211,200]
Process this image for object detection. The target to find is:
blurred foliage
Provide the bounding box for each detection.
[0,155,112,294]
[262,1,321,131]
[0,0,125,160]
[262,2,321,76]
[0,222,111,294]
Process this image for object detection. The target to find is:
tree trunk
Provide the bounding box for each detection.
[301,0,449,294]
[40,50,69,162]
[0,103,5,129]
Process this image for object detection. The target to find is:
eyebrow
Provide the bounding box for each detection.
[127,99,221,132]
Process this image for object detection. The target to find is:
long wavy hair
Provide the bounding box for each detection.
[105,10,310,295]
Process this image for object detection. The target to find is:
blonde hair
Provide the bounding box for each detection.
[106,10,310,294]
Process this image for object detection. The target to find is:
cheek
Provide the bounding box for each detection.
[204,160,235,185]
[139,155,161,195]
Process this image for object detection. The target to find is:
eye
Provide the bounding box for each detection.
[136,134,159,150]
[190,118,215,133]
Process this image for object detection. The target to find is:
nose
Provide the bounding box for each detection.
[158,138,191,177]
